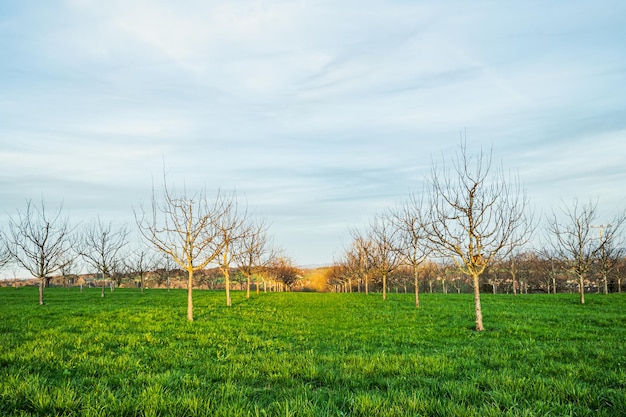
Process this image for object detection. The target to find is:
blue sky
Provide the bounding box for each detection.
[1,0,625,270]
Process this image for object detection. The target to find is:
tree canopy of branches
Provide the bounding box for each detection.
[3,200,73,305]
[268,256,301,289]
[0,232,11,271]
[234,218,273,298]
[547,199,626,304]
[125,246,157,294]
[80,218,129,297]
[422,142,532,331]
[215,193,249,307]
[392,195,431,307]
[135,180,226,321]
[368,214,402,301]
[347,228,374,295]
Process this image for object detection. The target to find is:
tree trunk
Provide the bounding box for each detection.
[472,274,484,331]
[225,269,231,306]
[39,277,44,305]
[578,275,585,304]
[187,269,194,321]
[603,274,608,295]
[246,275,251,299]
[382,273,387,300]
[414,269,420,308]
[365,276,369,295]
[101,278,105,298]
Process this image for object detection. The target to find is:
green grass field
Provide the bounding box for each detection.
[1,287,625,416]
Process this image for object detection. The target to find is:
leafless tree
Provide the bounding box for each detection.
[368,213,402,301]
[135,179,226,321]
[234,218,273,298]
[59,253,79,289]
[392,194,432,307]
[153,253,177,291]
[594,220,626,294]
[215,193,250,306]
[3,200,73,305]
[267,256,301,289]
[546,199,624,303]
[348,228,376,295]
[0,232,11,277]
[80,218,129,298]
[422,142,533,331]
[126,246,157,294]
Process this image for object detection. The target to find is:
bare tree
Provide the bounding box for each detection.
[267,256,301,290]
[3,200,73,305]
[595,220,626,294]
[348,228,374,295]
[135,180,225,321]
[0,232,11,275]
[392,195,431,307]
[126,246,157,294]
[80,218,129,298]
[234,218,273,299]
[422,142,532,331]
[368,214,402,301]
[153,253,177,292]
[546,199,624,303]
[0,232,10,267]
[59,253,79,289]
[215,193,249,306]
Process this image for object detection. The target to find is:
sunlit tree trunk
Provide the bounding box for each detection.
[472,274,484,331]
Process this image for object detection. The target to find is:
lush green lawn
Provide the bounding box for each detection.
[1,287,625,416]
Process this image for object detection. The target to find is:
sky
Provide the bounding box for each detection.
[1,0,626,273]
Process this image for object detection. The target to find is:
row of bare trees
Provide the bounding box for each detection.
[0,178,301,321]
[335,142,625,331]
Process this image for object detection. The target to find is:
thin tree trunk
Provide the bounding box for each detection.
[101,278,105,298]
[472,274,484,331]
[246,275,251,299]
[382,273,387,300]
[225,269,231,306]
[579,275,585,304]
[187,269,194,321]
[39,278,44,305]
[414,268,420,308]
[603,274,608,295]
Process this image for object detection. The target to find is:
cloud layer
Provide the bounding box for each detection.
[1,0,625,266]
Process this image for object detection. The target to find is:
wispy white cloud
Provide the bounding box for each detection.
[1,0,625,266]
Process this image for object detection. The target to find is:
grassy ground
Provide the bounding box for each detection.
[0,287,625,416]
